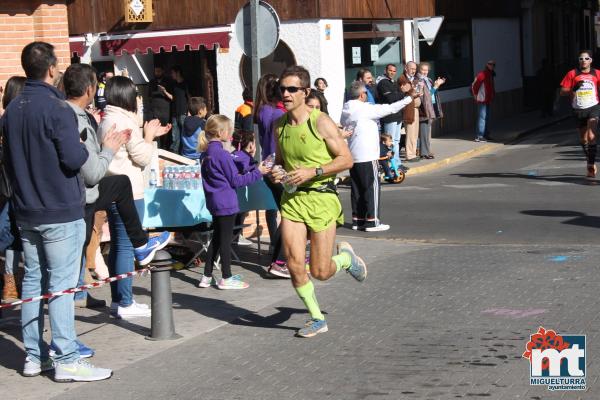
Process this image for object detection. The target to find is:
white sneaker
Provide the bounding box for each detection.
[365,224,390,232]
[54,359,112,382]
[237,236,252,246]
[23,357,54,377]
[111,300,149,315]
[197,275,214,288]
[116,301,151,319]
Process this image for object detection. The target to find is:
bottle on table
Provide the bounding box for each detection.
[149,168,157,188]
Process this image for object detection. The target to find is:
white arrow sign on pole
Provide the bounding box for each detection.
[417,16,444,45]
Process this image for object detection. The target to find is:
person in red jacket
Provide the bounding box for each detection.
[560,50,600,178]
[472,60,496,142]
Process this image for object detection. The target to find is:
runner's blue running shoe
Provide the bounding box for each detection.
[134,231,170,265]
[337,241,367,282]
[296,318,328,338]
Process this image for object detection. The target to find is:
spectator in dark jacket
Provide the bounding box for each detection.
[3,41,112,382]
[377,64,406,169]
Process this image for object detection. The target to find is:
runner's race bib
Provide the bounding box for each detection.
[574,79,599,109]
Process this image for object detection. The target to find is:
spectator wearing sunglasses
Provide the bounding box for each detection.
[560,50,600,178]
[472,60,496,142]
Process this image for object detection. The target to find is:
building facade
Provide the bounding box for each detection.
[0,1,71,84]
[2,1,598,132]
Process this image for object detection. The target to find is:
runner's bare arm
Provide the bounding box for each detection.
[287,113,353,185]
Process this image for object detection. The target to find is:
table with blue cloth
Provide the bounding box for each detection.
[142,180,277,228]
[142,180,278,267]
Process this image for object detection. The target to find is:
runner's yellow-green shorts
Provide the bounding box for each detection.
[280,190,344,232]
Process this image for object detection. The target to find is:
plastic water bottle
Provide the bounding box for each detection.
[149,168,157,188]
[191,165,201,189]
[184,166,193,189]
[264,153,276,168]
[162,167,170,189]
[282,177,297,194]
[172,166,181,190]
[273,165,296,194]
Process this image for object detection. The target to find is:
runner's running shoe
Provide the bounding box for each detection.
[296,318,328,338]
[337,241,367,282]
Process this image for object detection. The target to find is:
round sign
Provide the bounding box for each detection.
[234,1,280,58]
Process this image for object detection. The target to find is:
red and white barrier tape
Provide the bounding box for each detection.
[0,267,152,310]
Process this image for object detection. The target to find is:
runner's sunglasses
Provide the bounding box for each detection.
[279,86,307,94]
[579,57,592,61]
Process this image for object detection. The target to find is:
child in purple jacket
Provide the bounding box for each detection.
[198,115,270,289]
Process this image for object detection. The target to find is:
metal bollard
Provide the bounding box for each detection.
[145,250,182,341]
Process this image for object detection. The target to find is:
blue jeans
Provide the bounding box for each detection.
[74,254,87,302]
[19,219,85,364]
[171,114,186,154]
[383,121,403,166]
[107,199,144,307]
[477,103,491,138]
[5,249,20,275]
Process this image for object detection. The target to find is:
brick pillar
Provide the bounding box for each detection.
[0,1,69,85]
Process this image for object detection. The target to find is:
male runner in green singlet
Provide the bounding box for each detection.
[271,66,367,338]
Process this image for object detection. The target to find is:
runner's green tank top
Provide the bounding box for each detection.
[276,108,334,189]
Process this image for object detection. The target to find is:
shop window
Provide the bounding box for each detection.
[419,20,473,90]
[240,40,296,89]
[343,22,404,87]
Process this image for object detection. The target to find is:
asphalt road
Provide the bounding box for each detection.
[339,119,600,246]
[52,121,599,400]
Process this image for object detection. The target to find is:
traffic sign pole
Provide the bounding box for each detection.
[250,0,262,160]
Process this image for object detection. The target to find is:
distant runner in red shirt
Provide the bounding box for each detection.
[560,50,600,178]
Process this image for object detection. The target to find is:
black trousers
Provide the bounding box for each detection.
[205,214,236,279]
[83,175,147,250]
[349,160,380,228]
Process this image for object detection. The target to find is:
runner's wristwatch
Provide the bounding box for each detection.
[315,166,324,177]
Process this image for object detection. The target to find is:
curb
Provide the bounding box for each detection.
[337,115,571,182]
[405,143,501,176]
[406,115,570,177]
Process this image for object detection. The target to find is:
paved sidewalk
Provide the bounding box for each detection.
[0,245,295,399]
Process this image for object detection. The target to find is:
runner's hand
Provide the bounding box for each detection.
[573,81,584,91]
[287,165,315,186]
[270,165,286,183]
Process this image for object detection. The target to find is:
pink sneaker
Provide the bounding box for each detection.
[268,262,291,278]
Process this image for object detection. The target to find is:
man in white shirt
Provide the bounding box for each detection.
[341,81,415,231]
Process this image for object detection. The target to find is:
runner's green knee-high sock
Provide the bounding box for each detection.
[332,252,352,273]
[295,280,324,320]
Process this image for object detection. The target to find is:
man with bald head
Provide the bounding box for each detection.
[398,61,422,162]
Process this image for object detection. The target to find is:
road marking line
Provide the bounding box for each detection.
[443,183,511,189]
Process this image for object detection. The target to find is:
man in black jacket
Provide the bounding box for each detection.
[3,41,112,382]
[377,64,406,170]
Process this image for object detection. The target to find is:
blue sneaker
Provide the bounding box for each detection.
[49,340,95,359]
[297,319,328,338]
[337,241,367,282]
[134,231,170,265]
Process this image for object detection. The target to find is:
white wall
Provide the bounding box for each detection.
[440,17,523,102]
[217,19,346,122]
[472,18,522,92]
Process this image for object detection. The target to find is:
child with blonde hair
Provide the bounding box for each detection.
[198,115,271,289]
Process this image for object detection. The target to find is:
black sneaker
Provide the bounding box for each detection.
[75,294,106,309]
